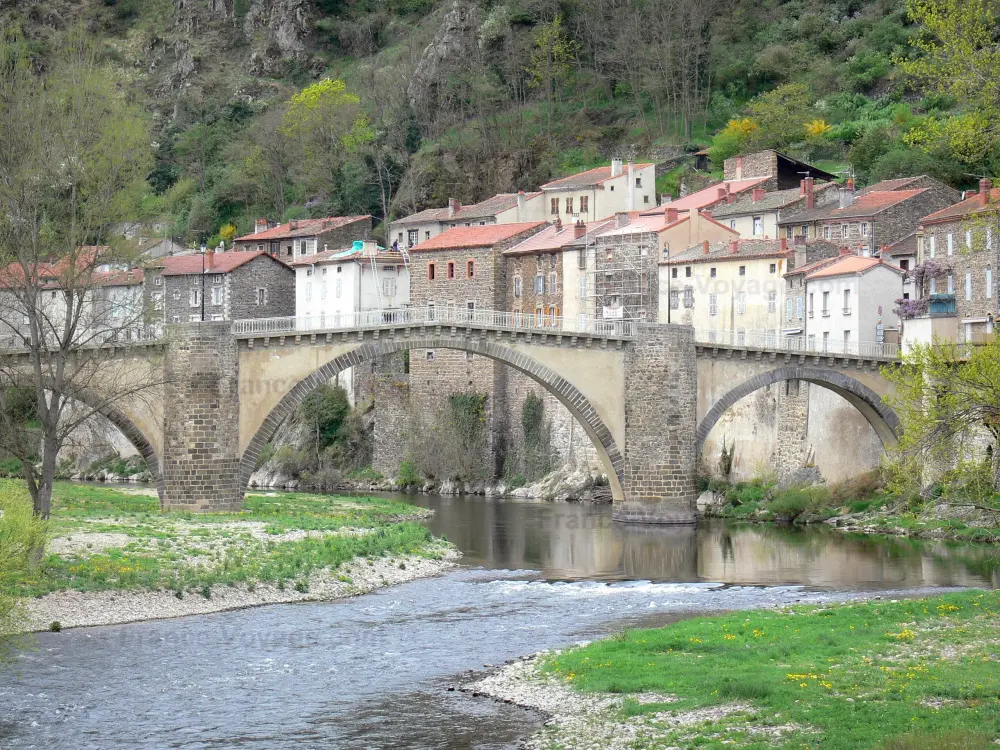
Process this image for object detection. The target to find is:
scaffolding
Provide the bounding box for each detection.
[582,225,657,322]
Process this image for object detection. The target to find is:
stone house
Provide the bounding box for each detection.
[709,179,840,239]
[778,184,958,256]
[405,222,547,476]
[144,248,294,325]
[539,159,657,222]
[915,178,1000,343]
[233,216,373,259]
[388,192,545,251]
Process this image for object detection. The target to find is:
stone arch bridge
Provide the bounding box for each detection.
[51,314,900,524]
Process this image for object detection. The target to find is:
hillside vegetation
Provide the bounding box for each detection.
[3,0,995,246]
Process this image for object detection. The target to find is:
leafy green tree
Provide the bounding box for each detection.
[0,484,46,646]
[298,384,351,464]
[743,83,814,150]
[526,15,579,138]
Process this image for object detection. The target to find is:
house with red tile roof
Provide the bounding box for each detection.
[233,216,373,260]
[778,185,957,256]
[144,248,294,325]
[388,192,545,251]
[539,159,656,222]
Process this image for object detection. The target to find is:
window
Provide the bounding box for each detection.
[428,262,436,281]
[671,267,678,279]
[669,289,679,309]
[337,266,342,273]
[407,229,418,247]
[425,231,431,240]
[189,288,201,307]
[710,267,717,278]
[535,307,543,325]
[844,330,852,350]
[578,277,586,298]
[843,288,851,314]
[189,314,201,322]
[800,225,809,237]
[861,222,869,237]
[306,269,313,277]
[514,277,522,298]
[635,176,642,188]
[947,273,954,294]
[535,274,545,294]
[172,289,180,301]
[256,287,267,305]
[947,233,954,255]
[427,302,435,321]
[685,266,692,278]
[383,277,397,296]
[769,263,776,274]
[822,331,829,351]
[154,275,163,286]
[786,298,793,320]
[739,266,746,276]
[171,316,180,323]
[822,291,829,315]
[736,329,746,346]
[683,286,694,308]
[823,225,831,240]
[467,260,475,278]
[447,261,456,279]
[580,196,588,213]
[900,258,910,272]
[426,351,435,361]
[550,197,559,215]
[796,296,803,319]
[841,224,848,237]
[737,292,747,315]
[211,287,223,306]
[929,236,936,258]
[730,220,737,230]
[710,294,718,316]
[930,277,937,294]
[577,251,586,271]
[752,216,763,235]
[966,269,973,301]
[643,195,650,204]
[549,307,558,325]
[786,226,794,239]
[988,267,993,299]
[767,290,776,313]
[566,197,574,214]
[211,314,224,322]
[808,292,814,317]
[548,272,558,294]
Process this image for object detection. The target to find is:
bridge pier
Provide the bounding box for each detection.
[613,324,698,525]
[161,322,243,512]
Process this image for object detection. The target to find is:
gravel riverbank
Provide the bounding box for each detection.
[26,545,460,631]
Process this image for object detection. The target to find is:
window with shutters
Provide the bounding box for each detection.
[467,260,475,278]
[535,274,545,294]
[256,287,267,305]
[566,197,573,214]
[513,277,522,297]
[549,272,558,294]
[189,288,201,307]
[211,286,223,306]
[447,261,456,279]
[580,196,588,213]
[796,296,803,319]
[578,277,586,298]
[550,198,559,215]
[577,251,586,271]
[786,298,793,320]
[752,216,763,235]
[407,229,418,247]
[669,289,679,309]
[384,278,397,296]
[767,290,776,313]
[428,263,436,281]
[710,294,718,316]
[737,292,747,315]
[683,286,694,308]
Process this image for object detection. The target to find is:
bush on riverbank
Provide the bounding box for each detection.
[544,590,1000,748]
[0,484,45,645]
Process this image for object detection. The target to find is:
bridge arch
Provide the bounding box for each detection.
[695,366,901,454]
[238,335,625,500]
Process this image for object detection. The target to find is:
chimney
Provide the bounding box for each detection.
[517,189,526,219]
[847,177,855,192]
[205,244,214,269]
[665,207,679,224]
[780,237,787,252]
[615,211,629,229]
[448,198,460,218]
[735,155,743,180]
[729,238,739,254]
[254,218,268,235]
[803,177,815,210]
[839,178,855,209]
[555,216,562,229]
[840,246,851,256]
[981,178,993,206]
[752,188,765,203]
[793,235,806,246]
[611,158,624,177]
[702,240,710,255]
[574,220,587,238]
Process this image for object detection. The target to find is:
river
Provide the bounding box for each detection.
[1,493,998,749]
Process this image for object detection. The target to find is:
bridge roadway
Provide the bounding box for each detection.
[6,308,900,524]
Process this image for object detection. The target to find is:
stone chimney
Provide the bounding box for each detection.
[702,240,710,255]
[574,220,587,238]
[254,218,268,235]
[615,212,629,229]
[611,158,624,177]
[981,178,993,206]
[735,155,744,180]
[839,179,855,209]
[793,235,806,246]
[729,238,739,254]
[205,244,214,269]
[665,207,679,224]
[780,237,787,252]
[555,216,563,229]
[752,188,765,203]
[448,198,460,218]
[801,177,815,210]
[290,220,298,231]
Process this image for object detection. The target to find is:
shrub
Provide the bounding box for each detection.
[396,459,422,490]
[830,471,883,507]
[768,489,812,521]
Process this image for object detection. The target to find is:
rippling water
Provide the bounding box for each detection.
[1,494,997,749]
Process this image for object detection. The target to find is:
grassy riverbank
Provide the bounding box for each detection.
[1,480,455,630]
[483,590,1000,749]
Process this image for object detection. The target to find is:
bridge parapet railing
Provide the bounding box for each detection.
[693,329,900,359]
[232,307,636,339]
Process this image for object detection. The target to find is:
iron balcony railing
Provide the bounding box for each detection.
[693,329,900,359]
[231,306,636,338]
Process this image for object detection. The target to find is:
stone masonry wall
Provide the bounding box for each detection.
[227,255,296,321]
[509,250,564,318]
[775,379,810,478]
[161,322,242,511]
[614,323,697,524]
[372,351,410,476]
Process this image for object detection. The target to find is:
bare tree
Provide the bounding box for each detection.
[0,29,161,518]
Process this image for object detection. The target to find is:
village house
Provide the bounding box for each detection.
[539,159,657,222]
[777,182,958,256]
[137,237,186,259]
[388,192,545,251]
[144,248,294,326]
[914,178,1000,344]
[660,238,840,344]
[796,251,903,354]
[233,216,373,259]
[709,179,840,239]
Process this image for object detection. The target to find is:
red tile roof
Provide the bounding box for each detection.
[540,163,655,190]
[234,216,370,242]
[658,177,770,212]
[149,251,285,276]
[805,255,903,280]
[921,189,1000,225]
[289,245,407,266]
[781,189,929,223]
[410,222,547,251]
[393,193,542,225]
[504,220,614,255]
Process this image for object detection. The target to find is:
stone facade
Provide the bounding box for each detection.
[227,255,295,321]
[234,217,372,258]
[161,322,241,512]
[372,352,410,476]
[775,379,810,478]
[508,251,563,320]
[594,230,660,321]
[615,323,697,524]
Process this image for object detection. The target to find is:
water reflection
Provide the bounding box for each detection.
[394,494,1000,589]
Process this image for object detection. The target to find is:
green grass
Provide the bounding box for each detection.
[545,590,1000,748]
[3,480,445,598]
